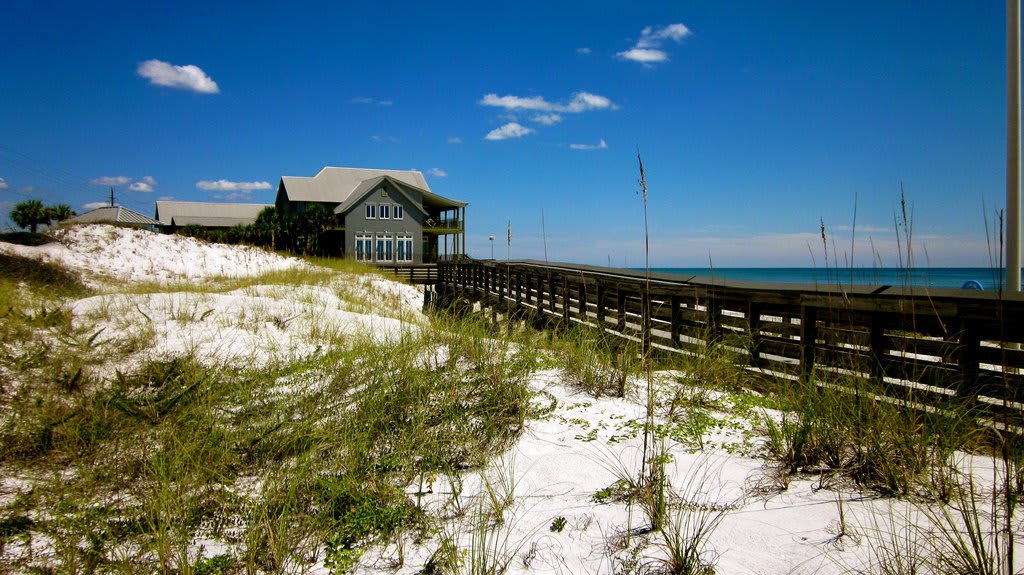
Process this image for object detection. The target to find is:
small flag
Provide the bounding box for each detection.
[507,220,511,246]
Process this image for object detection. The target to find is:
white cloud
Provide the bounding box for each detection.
[570,138,608,151]
[636,23,691,47]
[349,96,392,106]
[0,178,7,190]
[137,59,219,94]
[427,168,448,177]
[158,196,175,201]
[481,94,553,111]
[576,47,592,55]
[129,175,157,193]
[485,122,534,141]
[532,113,563,125]
[90,176,131,186]
[617,48,668,63]
[447,136,463,144]
[212,191,253,201]
[195,179,271,191]
[618,22,691,64]
[481,91,617,113]
[83,202,108,210]
[564,92,616,112]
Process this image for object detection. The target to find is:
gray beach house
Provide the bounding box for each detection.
[275,167,467,264]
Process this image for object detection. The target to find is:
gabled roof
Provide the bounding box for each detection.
[279,166,467,209]
[334,175,430,216]
[155,201,272,227]
[69,205,159,226]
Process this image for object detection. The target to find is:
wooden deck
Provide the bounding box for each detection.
[436,259,1024,427]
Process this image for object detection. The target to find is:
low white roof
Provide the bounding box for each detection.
[69,205,159,226]
[154,201,272,227]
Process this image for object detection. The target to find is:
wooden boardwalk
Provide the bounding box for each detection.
[437,259,1024,426]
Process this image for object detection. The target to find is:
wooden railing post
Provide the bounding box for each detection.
[958,318,981,397]
[548,272,557,314]
[670,295,682,348]
[748,301,763,367]
[616,290,627,333]
[596,283,606,327]
[800,305,818,383]
[578,280,588,323]
[560,276,569,322]
[514,271,522,306]
[706,296,721,347]
[869,314,886,386]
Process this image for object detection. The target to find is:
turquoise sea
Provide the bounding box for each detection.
[650,267,1015,290]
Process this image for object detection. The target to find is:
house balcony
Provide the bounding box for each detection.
[423,216,463,234]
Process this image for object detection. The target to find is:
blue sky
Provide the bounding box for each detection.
[0,1,1015,267]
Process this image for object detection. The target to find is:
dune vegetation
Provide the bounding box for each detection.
[0,224,1021,574]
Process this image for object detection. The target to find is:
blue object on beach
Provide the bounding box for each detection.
[961,280,984,290]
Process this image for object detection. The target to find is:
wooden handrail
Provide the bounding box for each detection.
[436,259,1024,424]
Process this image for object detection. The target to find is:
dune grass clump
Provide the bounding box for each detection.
[0,246,540,573]
[553,324,639,398]
[0,252,89,300]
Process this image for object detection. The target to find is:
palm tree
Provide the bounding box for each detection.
[10,199,51,232]
[300,204,335,255]
[253,206,281,249]
[48,204,75,222]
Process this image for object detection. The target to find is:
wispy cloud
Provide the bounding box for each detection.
[129,175,157,193]
[137,59,219,93]
[371,135,399,143]
[447,136,463,144]
[83,202,108,210]
[0,178,7,190]
[427,168,448,177]
[485,122,534,141]
[576,47,592,55]
[90,176,131,186]
[618,22,691,65]
[195,179,271,191]
[532,113,562,125]
[349,96,393,106]
[480,92,617,113]
[212,191,253,201]
[570,138,608,151]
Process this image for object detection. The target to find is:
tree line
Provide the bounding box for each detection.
[7,200,340,257]
[8,200,75,233]
[176,205,339,256]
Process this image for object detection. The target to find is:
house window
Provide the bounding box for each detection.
[396,234,413,262]
[376,234,393,262]
[355,234,373,262]
[365,204,376,219]
[380,204,391,219]
[393,205,404,220]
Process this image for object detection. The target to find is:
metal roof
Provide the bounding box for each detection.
[279,166,467,209]
[69,206,159,226]
[154,201,272,227]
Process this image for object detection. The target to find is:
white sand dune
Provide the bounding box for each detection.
[2,225,1021,574]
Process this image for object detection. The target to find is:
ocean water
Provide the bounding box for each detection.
[649,267,1013,290]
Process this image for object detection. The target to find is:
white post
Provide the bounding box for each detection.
[1008,0,1021,292]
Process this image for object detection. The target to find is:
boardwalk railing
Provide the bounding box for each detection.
[376,263,438,285]
[437,259,1024,424]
